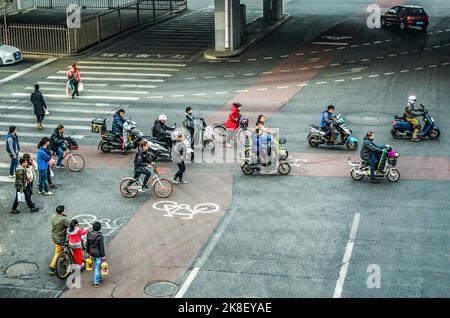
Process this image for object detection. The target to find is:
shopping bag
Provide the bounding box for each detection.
[48,158,56,167]
[17,192,25,203]
[44,107,50,115]
[78,81,84,92]
[49,167,55,178]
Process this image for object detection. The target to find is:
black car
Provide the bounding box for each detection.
[381,5,429,31]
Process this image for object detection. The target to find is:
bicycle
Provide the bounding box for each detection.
[51,137,85,172]
[213,116,252,146]
[55,241,86,279]
[119,164,173,198]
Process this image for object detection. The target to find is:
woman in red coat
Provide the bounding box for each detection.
[67,64,81,99]
[225,102,241,147]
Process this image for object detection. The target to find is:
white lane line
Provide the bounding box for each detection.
[0,58,58,85]
[298,67,309,71]
[414,67,424,70]
[70,65,180,72]
[436,31,443,33]
[185,77,196,80]
[208,60,221,63]
[428,65,437,68]
[174,267,200,298]
[360,59,369,62]
[244,73,255,76]
[369,74,379,78]
[235,90,248,93]
[316,81,327,85]
[335,79,345,82]
[337,46,346,50]
[400,69,410,73]
[277,86,289,89]
[297,83,308,87]
[256,88,268,91]
[224,75,235,78]
[388,54,397,57]
[0,121,89,130]
[0,131,84,139]
[374,56,384,60]
[280,55,290,58]
[57,70,172,77]
[0,176,15,183]
[120,84,157,88]
[247,58,257,61]
[373,41,382,44]
[193,93,206,96]
[296,53,304,56]
[25,86,148,95]
[11,92,139,101]
[78,61,186,67]
[47,76,164,83]
[215,91,228,94]
[445,43,450,47]
[384,72,395,75]
[333,213,361,298]
[385,39,391,42]
[330,63,341,66]
[147,96,164,99]
[1,114,92,122]
[433,45,441,48]
[310,51,318,54]
[351,77,362,80]
[0,70,19,73]
[262,71,273,74]
[280,69,291,72]
[38,81,109,87]
[312,42,348,46]
[400,52,409,55]
[362,43,370,46]
[0,105,112,114]
[442,62,450,66]
[204,76,216,79]
[324,49,332,52]
[229,60,240,63]
[263,57,274,60]
[314,65,325,69]
[0,163,10,168]
[350,45,359,48]
[171,95,185,98]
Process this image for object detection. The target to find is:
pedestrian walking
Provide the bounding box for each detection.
[37,137,55,195]
[10,158,40,214]
[86,221,106,288]
[22,153,36,196]
[67,63,81,99]
[31,84,48,129]
[49,205,70,276]
[5,126,20,178]
[171,132,191,184]
[225,102,241,147]
[67,219,89,270]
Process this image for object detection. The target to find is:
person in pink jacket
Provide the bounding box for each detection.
[67,64,81,99]
[67,219,89,268]
[224,102,241,147]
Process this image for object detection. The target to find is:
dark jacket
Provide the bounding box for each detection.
[360,134,386,161]
[112,111,126,135]
[404,102,421,118]
[183,113,195,131]
[15,166,27,192]
[5,133,20,155]
[51,213,70,245]
[50,128,65,152]
[320,111,334,128]
[134,147,153,169]
[31,90,47,116]
[152,120,174,140]
[86,230,105,258]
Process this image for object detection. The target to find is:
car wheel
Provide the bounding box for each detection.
[400,21,406,30]
[0,58,3,67]
[381,17,387,28]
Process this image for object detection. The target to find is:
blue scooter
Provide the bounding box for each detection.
[391,104,440,140]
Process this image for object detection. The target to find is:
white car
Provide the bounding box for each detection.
[0,44,22,66]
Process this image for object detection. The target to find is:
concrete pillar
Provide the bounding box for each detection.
[263,0,283,23]
[215,0,242,52]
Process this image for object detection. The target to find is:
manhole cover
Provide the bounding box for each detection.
[361,116,379,121]
[6,262,39,278]
[144,281,178,297]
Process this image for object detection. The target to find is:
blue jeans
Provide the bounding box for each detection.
[93,257,102,285]
[9,154,19,176]
[57,144,67,166]
[38,169,49,193]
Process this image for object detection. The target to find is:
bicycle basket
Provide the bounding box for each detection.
[66,137,79,150]
[279,137,287,144]
[239,118,249,129]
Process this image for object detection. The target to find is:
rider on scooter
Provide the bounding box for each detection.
[112,109,126,153]
[360,131,387,183]
[253,114,275,165]
[152,114,175,149]
[133,140,155,189]
[404,96,422,142]
[321,105,336,144]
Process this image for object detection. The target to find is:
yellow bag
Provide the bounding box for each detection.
[101,262,108,275]
[86,257,93,271]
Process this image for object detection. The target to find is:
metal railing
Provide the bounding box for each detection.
[0,0,187,55]
[35,0,187,9]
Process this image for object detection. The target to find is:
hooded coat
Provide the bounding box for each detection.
[225,104,240,130]
[86,230,105,258]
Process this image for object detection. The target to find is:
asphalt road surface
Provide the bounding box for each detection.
[0,0,449,298]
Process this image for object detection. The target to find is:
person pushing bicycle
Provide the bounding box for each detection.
[133,140,155,189]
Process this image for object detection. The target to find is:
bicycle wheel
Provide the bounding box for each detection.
[66,154,85,172]
[213,125,227,144]
[153,178,173,198]
[56,251,73,279]
[119,177,140,198]
[194,203,220,214]
[237,129,253,145]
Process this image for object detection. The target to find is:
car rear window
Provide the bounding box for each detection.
[406,8,425,15]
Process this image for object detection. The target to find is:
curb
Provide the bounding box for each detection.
[204,14,291,60]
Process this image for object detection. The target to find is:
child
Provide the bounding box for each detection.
[67,219,89,269]
[86,222,106,287]
[171,133,191,184]
[10,158,39,214]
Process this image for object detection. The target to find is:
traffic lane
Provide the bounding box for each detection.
[0,167,145,297]
[63,171,232,298]
[184,175,366,298]
[0,56,51,82]
[185,176,450,298]
[340,180,450,297]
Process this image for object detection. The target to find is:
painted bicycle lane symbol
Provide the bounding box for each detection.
[152,201,221,220]
[73,214,130,237]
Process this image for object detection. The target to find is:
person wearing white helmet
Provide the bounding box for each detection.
[404,95,422,142]
[151,114,175,146]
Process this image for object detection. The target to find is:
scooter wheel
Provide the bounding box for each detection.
[278,163,291,175]
[428,129,440,140]
[391,129,403,140]
[241,164,255,175]
[386,168,400,182]
[351,168,364,180]
[346,141,358,151]
[307,136,320,148]
[100,142,112,153]
[279,150,289,160]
